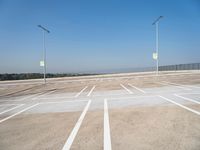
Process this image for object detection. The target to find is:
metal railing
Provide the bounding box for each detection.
[159,63,200,71]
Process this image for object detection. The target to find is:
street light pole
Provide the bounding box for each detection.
[38,25,50,84]
[43,30,46,84]
[156,21,159,75]
[152,16,163,75]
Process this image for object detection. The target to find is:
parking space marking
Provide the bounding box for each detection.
[0,104,19,106]
[32,90,57,100]
[62,100,91,150]
[0,92,44,102]
[92,93,130,98]
[175,93,200,95]
[20,92,46,101]
[161,81,192,90]
[39,99,88,105]
[0,89,143,102]
[75,86,88,98]
[158,95,200,116]
[120,84,133,94]
[0,103,39,123]
[108,95,155,101]
[87,86,96,97]
[0,82,41,86]
[0,104,24,115]
[174,94,200,105]
[163,81,200,89]
[36,96,74,100]
[128,83,146,93]
[104,99,112,150]
[0,99,27,102]
[157,82,191,90]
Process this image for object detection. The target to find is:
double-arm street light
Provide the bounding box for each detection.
[37,25,50,84]
[152,16,163,75]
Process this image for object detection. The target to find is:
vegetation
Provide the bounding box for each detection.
[0,73,98,81]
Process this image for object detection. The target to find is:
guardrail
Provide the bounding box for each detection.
[159,63,200,71]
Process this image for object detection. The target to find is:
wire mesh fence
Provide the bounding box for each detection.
[159,63,200,71]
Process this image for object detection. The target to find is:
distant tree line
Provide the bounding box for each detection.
[0,73,98,81]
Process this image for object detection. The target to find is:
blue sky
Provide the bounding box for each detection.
[0,0,200,73]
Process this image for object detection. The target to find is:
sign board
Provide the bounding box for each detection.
[40,61,45,67]
[153,52,158,60]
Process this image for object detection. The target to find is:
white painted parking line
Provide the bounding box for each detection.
[74,86,88,98]
[18,92,45,101]
[104,99,112,150]
[0,82,41,86]
[0,104,24,115]
[156,82,168,86]
[92,93,131,98]
[0,104,19,106]
[0,103,39,123]
[32,90,57,100]
[0,92,44,102]
[158,96,200,116]
[175,93,200,95]
[120,84,133,94]
[163,81,200,89]
[108,95,156,101]
[87,86,96,97]
[62,100,91,150]
[157,82,191,90]
[36,96,74,100]
[39,99,88,105]
[128,83,146,94]
[174,94,200,105]
[161,81,192,90]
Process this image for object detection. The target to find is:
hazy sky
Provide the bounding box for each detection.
[0,0,200,73]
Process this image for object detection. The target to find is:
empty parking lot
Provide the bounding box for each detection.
[0,71,200,150]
